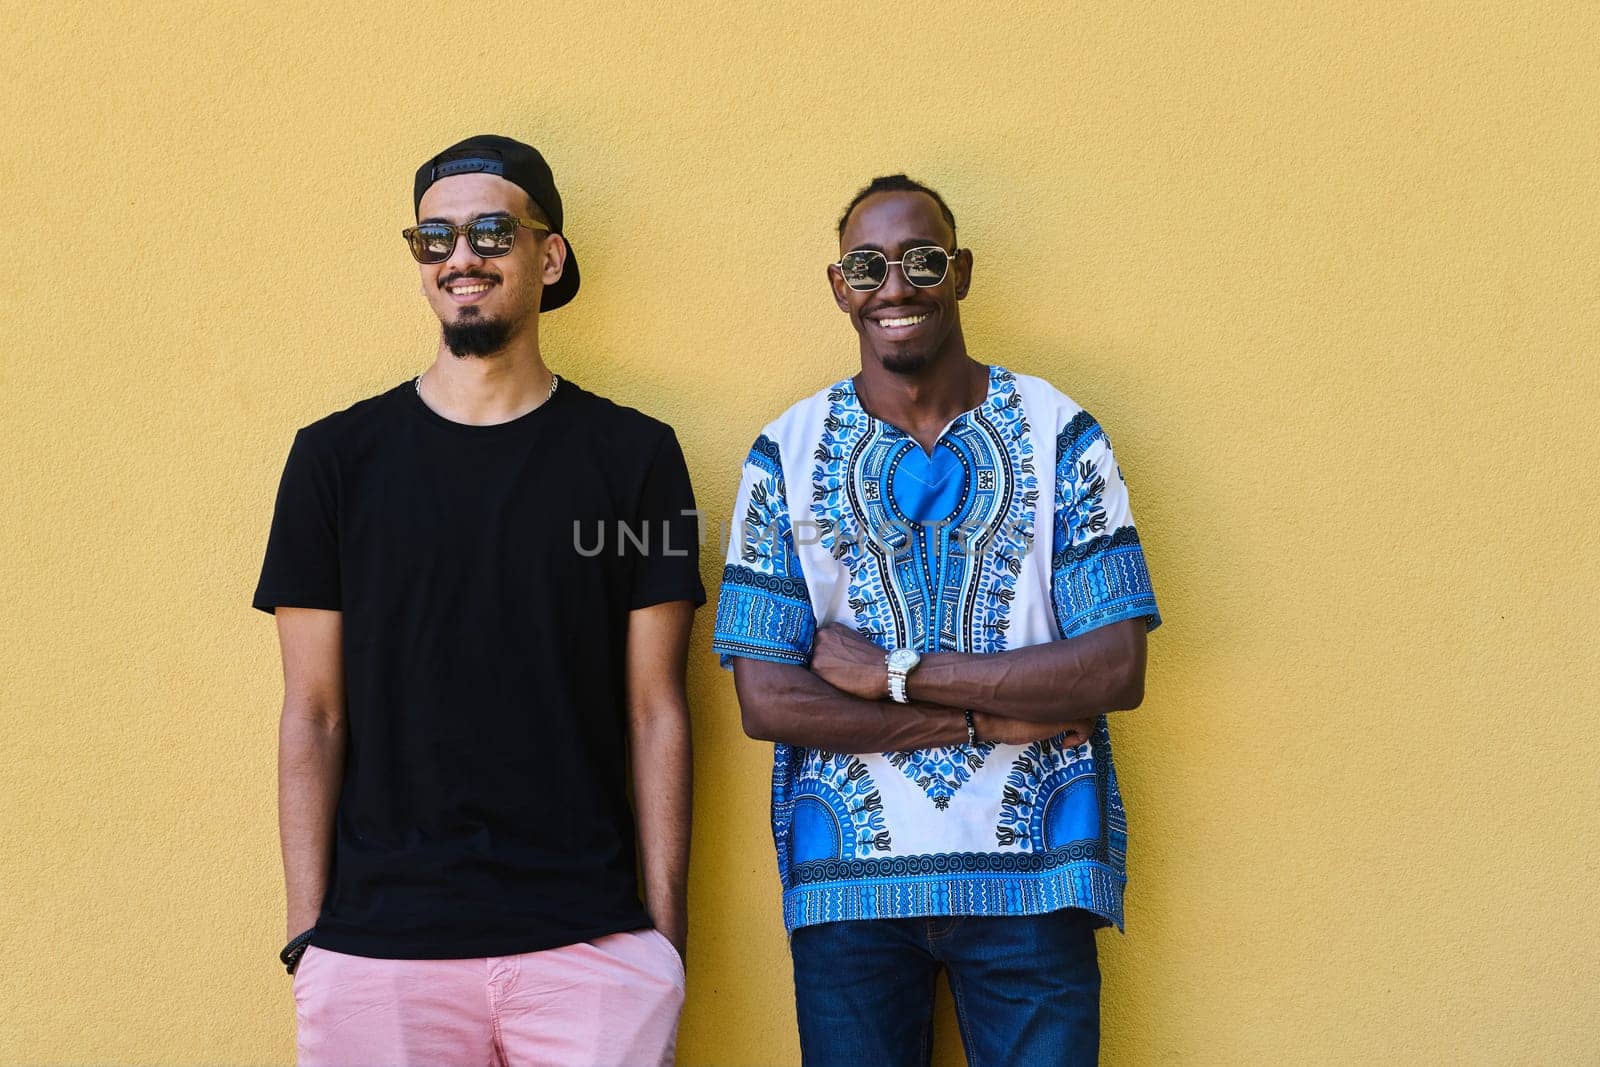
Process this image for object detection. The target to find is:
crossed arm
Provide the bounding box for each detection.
[733,618,1147,751]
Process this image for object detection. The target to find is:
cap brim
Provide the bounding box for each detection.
[540,240,579,311]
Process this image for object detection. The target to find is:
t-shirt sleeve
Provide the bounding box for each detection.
[252,428,342,615]
[1051,411,1161,638]
[710,433,816,669]
[628,427,707,610]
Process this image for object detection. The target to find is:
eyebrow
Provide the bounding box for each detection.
[417,210,515,225]
[844,238,946,255]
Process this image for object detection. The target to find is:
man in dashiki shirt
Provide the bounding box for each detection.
[712,174,1161,1066]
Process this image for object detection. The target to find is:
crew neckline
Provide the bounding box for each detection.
[401,375,573,435]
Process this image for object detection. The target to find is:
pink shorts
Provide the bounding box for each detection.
[292,927,685,1066]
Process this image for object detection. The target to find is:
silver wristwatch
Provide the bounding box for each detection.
[886,648,922,704]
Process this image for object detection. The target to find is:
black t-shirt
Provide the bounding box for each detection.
[253,378,704,959]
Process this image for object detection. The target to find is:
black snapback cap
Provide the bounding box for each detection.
[414,134,579,311]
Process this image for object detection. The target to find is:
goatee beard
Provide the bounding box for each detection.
[442,313,514,358]
[880,349,933,375]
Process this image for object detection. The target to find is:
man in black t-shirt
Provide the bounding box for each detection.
[254,135,703,1066]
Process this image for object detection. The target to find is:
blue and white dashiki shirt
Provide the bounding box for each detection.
[712,365,1161,932]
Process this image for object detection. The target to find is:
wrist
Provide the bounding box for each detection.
[280,927,315,975]
[885,648,922,704]
[646,893,687,929]
[901,650,958,702]
[286,907,320,943]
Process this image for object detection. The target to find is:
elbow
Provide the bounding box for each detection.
[1106,635,1147,712]
[732,659,790,742]
[280,692,345,738]
[739,700,771,742]
[739,696,779,742]
[1111,669,1145,712]
[736,684,780,742]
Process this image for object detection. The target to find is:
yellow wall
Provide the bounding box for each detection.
[3,3,1596,1063]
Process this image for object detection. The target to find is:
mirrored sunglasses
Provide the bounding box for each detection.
[402,216,549,264]
[835,245,958,291]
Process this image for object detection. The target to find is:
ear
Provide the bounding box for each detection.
[541,233,569,286]
[952,248,973,300]
[827,264,852,313]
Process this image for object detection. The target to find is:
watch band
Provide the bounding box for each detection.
[886,648,920,704]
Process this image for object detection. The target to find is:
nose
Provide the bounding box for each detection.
[442,230,486,273]
[877,256,916,302]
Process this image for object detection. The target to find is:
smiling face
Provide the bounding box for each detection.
[830,190,972,375]
[415,172,566,356]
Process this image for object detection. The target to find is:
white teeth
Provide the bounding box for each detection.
[878,314,927,328]
[450,283,491,295]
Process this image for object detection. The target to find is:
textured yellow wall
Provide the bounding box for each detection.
[3,2,1597,1063]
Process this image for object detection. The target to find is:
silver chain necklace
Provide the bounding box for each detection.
[414,372,559,404]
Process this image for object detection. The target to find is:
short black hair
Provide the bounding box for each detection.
[837,174,957,244]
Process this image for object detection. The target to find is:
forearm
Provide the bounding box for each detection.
[908,620,1146,723]
[628,698,692,950]
[277,707,344,940]
[737,659,969,751]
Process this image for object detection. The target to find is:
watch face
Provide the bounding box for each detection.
[888,648,920,672]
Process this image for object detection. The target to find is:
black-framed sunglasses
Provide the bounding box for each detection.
[401,215,550,264]
[834,245,959,292]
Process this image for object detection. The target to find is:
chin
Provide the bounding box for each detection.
[877,348,935,375]
[442,314,515,359]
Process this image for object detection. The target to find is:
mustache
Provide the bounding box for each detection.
[439,270,500,288]
[864,301,936,317]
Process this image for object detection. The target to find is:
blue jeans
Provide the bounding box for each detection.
[790,910,1101,1067]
